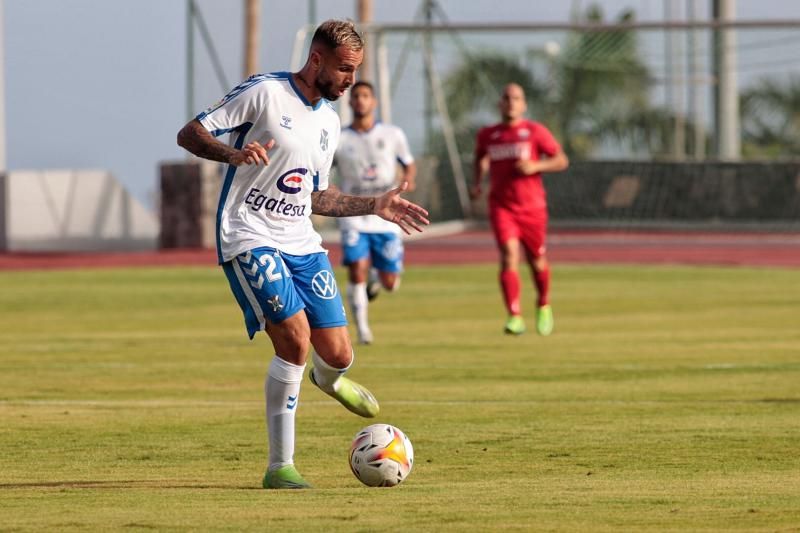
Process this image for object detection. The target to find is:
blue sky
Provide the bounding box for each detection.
[5,0,800,207]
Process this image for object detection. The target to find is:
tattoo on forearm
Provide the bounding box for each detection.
[177,120,238,164]
[311,187,376,217]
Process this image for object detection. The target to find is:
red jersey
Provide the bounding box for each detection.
[475,119,561,212]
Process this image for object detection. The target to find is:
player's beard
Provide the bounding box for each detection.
[316,72,344,101]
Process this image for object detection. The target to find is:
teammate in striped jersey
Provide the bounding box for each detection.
[334,81,417,345]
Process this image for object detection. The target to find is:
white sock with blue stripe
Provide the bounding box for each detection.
[311,350,351,393]
[266,356,305,472]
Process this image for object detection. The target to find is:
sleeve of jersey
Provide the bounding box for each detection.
[196,79,265,137]
[475,128,487,159]
[393,127,415,166]
[534,123,561,157]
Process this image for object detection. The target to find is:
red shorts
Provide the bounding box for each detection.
[489,205,548,258]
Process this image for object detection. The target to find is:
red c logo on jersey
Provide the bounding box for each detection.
[277,168,308,194]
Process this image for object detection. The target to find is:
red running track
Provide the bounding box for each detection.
[1,230,800,271]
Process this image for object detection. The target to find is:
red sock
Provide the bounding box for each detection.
[500,269,521,315]
[533,267,550,307]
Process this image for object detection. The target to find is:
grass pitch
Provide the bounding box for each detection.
[1,263,799,531]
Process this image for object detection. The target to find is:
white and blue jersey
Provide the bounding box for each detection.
[334,123,414,235]
[198,72,346,335]
[198,71,341,263]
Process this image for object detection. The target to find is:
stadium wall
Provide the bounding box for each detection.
[0,170,158,252]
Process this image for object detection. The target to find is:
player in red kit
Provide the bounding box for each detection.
[471,83,569,336]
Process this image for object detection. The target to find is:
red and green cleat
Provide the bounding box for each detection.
[504,315,526,335]
[262,465,311,489]
[536,305,554,336]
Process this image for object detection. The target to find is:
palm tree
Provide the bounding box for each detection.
[440,4,657,159]
[740,76,800,158]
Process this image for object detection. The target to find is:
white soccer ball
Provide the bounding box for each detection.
[349,424,414,487]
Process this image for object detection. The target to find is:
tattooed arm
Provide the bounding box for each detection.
[177,119,275,166]
[311,185,376,217]
[312,183,430,235]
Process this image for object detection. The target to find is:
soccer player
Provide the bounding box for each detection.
[334,81,417,345]
[470,83,569,336]
[176,20,429,489]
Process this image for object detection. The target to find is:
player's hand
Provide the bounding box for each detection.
[516,159,540,175]
[469,183,482,200]
[375,181,430,235]
[230,139,276,166]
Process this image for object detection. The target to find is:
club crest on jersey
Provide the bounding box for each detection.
[518,129,530,139]
[320,129,329,151]
[280,115,292,129]
[267,295,284,312]
[276,167,308,194]
[362,163,378,181]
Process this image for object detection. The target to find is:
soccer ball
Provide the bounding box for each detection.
[349,424,414,487]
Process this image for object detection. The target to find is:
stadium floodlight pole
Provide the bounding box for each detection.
[687,0,706,159]
[0,0,6,172]
[664,0,685,160]
[186,0,195,124]
[376,32,392,123]
[243,0,260,79]
[357,0,373,82]
[422,0,434,148]
[308,0,316,25]
[713,0,741,160]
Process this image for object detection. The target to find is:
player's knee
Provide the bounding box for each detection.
[317,344,353,369]
[382,274,401,292]
[311,328,353,369]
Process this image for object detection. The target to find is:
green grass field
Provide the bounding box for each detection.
[1,263,799,531]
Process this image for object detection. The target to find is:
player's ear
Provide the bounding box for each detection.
[309,48,323,72]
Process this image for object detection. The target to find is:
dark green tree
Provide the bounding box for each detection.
[741,76,800,158]
[440,4,659,159]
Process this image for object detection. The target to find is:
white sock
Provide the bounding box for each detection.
[265,356,305,472]
[368,268,379,284]
[347,282,370,335]
[311,350,351,393]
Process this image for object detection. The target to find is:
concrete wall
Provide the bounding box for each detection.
[0,170,158,251]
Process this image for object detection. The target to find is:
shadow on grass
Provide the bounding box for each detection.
[0,480,261,490]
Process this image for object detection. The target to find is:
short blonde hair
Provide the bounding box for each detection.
[311,19,364,52]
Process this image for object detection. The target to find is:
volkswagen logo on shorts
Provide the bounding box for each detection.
[312,270,338,299]
[277,168,308,194]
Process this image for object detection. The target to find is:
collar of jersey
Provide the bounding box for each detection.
[346,121,381,134]
[277,71,326,111]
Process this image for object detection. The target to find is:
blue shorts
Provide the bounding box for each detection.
[222,247,347,339]
[341,230,404,273]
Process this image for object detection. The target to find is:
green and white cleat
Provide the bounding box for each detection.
[536,305,554,336]
[309,370,380,418]
[504,315,526,335]
[262,465,311,489]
